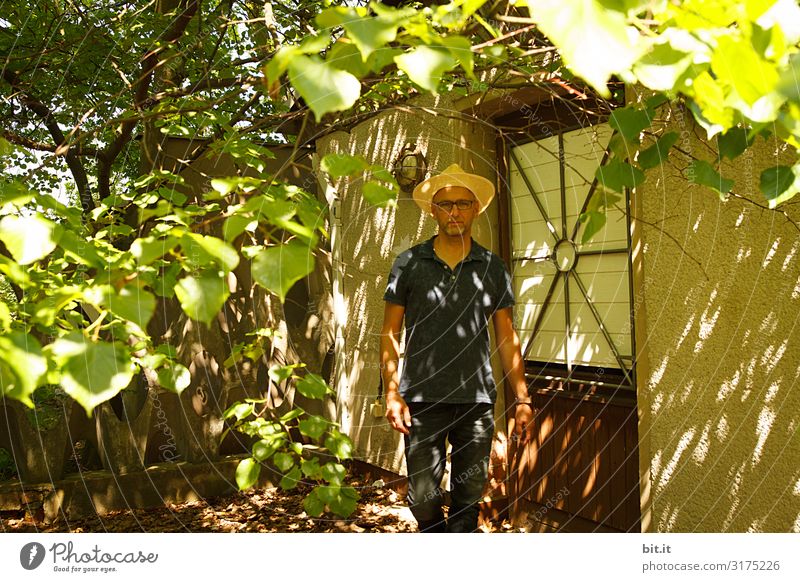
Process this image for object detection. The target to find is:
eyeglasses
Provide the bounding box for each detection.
[432,199,475,212]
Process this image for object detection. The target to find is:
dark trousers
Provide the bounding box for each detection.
[403,402,494,533]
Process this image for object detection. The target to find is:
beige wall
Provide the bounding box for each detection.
[633,96,800,532]
[315,93,510,492]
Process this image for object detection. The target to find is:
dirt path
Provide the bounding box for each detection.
[1,476,520,533]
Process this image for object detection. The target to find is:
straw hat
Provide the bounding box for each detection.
[412,163,495,214]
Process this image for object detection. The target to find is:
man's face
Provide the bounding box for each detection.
[431,186,478,237]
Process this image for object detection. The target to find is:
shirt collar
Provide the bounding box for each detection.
[420,236,487,263]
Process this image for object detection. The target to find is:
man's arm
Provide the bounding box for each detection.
[380,302,411,434]
[492,306,533,443]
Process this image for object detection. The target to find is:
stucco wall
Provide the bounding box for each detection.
[634,101,800,532]
[316,94,510,494]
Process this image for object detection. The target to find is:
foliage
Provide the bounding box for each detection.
[265,0,800,239]
[223,366,358,518]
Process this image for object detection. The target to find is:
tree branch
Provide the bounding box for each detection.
[1,69,95,212]
[97,0,201,202]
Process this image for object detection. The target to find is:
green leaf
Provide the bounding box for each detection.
[595,160,646,192]
[0,333,47,407]
[440,35,475,79]
[296,373,331,400]
[49,334,136,416]
[0,214,59,265]
[718,128,754,160]
[301,457,322,479]
[325,429,354,460]
[269,363,303,384]
[288,56,361,122]
[252,438,281,461]
[321,462,346,485]
[317,484,359,517]
[690,72,734,137]
[528,0,642,95]
[637,132,679,169]
[182,233,240,272]
[273,451,295,472]
[175,272,230,324]
[280,408,305,423]
[303,488,326,517]
[327,41,371,77]
[363,181,398,206]
[686,160,734,198]
[59,229,104,268]
[130,235,180,265]
[0,181,34,208]
[394,46,456,93]
[317,7,400,60]
[760,165,800,207]
[156,362,191,394]
[579,210,608,245]
[251,241,315,303]
[320,153,370,178]
[633,41,692,92]
[0,301,10,332]
[223,402,254,421]
[155,262,181,299]
[610,106,652,143]
[223,215,256,243]
[280,465,302,490]
[104,286,156,333]
[265,45,300,87]
[298,415,329,440]
[711,35,779,106]
[235,457,261,490]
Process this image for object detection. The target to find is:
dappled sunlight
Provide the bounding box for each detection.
[752,399,776,466]
[656,428,696,493]
[691,421,712,464]
[762,238,781,268]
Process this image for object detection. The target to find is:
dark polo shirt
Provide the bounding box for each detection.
[383,236,515,404]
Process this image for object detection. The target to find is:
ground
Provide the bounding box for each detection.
[1,477,517,533]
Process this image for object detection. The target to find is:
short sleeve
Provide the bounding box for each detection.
[383,254,409,305]
[493,260,515,312]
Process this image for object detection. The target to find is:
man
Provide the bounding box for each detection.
[380,163,533,533]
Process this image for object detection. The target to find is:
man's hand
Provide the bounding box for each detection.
[514,403,534,445]
[385,392,411,435]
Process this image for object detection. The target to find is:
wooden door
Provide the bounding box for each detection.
[505,124,641,531]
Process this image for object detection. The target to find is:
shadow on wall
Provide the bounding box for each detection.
[639,194,800,532]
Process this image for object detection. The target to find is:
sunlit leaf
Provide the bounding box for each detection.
[251,241,314,303]
[394,45,457,93]
[0,333,47,407]
[48,333,136,416]
[298,415,329,439]
[0,215,59,265]
[525,0,642,95]
[296,373,331,400]
[321,153,370,178]
[236,457,260,490]
[288,56,361,121]
[363,181,398,206]
[175,272,230,324]
[157,362,191,394]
